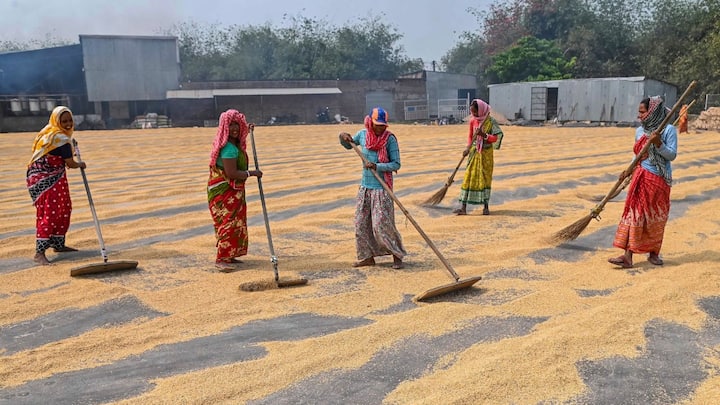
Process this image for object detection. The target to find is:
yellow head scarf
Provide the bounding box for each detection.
[28,106,75,166]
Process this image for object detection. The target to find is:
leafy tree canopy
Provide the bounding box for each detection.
[487,36,575,82]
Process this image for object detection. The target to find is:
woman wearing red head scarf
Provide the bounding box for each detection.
[454,98,504,215]
[208,109,262,271]
[608,96,677,269]
[339,107,406,269]
[27,106,86,265]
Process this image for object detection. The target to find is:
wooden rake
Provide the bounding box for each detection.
[348,142,481,301]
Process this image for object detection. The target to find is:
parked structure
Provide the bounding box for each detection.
[488,77,678,124]
[0,35,180,132]
[398,70,477,123]
[1,34,476,131]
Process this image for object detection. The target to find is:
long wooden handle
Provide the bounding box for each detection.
[349,143,460,281]
[249,129,280,281]
[592,80,697,216]
[672,99,695,126]
[444,134,476,186]
[445,154,467,186]
[72,139,108,262]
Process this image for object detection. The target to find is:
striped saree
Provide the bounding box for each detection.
[613,167,670,254]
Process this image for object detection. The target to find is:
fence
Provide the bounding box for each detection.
[403,100,428,121]
[438,98,469,122]
[705,94,720,110]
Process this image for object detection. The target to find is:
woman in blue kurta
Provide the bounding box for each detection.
[339,107,406,269]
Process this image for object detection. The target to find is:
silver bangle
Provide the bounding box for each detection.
[246,170,250,178]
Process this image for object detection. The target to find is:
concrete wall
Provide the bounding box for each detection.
[0,115,47,133]
[172,79,428,126]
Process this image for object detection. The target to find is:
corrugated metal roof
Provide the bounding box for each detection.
[488,76,649,88]
[166,88,342,99]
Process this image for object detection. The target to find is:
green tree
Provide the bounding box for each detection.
[637,0,720,102]
[486,36,575,83]
[165,15,421,82]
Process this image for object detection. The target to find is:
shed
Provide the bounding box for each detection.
[397,71,477,121]
[488,77,678,124]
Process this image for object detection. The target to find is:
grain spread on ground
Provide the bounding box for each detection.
[1,125,719,404]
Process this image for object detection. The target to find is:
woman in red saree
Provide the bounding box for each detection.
[609,96,677,268]
[26,106,86,265]
[207,109,262,271]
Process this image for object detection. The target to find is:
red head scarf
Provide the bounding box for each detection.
[364,114,395,189]
[209,109,249,167]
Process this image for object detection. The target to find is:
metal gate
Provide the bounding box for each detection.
[530,87,547,121]
[404,100,428,121]
[438,98,469,122]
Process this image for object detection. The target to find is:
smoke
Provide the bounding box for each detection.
[0,0,185,43]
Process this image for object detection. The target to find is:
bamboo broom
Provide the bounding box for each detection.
[423,134,477,206]
[551,80,697,244]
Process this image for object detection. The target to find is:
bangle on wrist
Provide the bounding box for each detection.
[246,170,250,178]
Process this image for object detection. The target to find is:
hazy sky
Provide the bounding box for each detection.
[1,0,491,67]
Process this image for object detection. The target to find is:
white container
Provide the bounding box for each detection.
[28,98,41,114]
[45,99,57,111]
[10,99,22,114]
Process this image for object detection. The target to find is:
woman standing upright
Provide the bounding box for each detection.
[608,96,677,268]
[339,107,406,269]
[208,109,262,271]
[454,98,504,216]
[27,106,86,265]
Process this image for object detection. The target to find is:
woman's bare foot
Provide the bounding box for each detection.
[54,246,79,252]
[482,206,490,215]
[33,252,52,266]
[352,258,375,267]
[392,256,404,269]
[452,208,467,215]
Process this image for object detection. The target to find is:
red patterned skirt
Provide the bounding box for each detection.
[613,167,671,254]
[207,168,248,261]
[27,155,72,240]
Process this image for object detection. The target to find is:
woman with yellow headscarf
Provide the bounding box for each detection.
[26,106,86,265]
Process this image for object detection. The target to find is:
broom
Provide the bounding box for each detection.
[551,80,697,244]
[423,134,477,206]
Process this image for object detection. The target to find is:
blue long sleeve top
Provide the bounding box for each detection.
[635,124,677,179]
[340,129,401,190]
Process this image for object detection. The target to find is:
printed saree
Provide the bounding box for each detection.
[207,152,249,261]
[27,154,72,242]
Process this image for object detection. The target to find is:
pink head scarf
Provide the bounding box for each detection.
[209,109,249,167]
[472,98,491,122]
[470,99,491,151]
